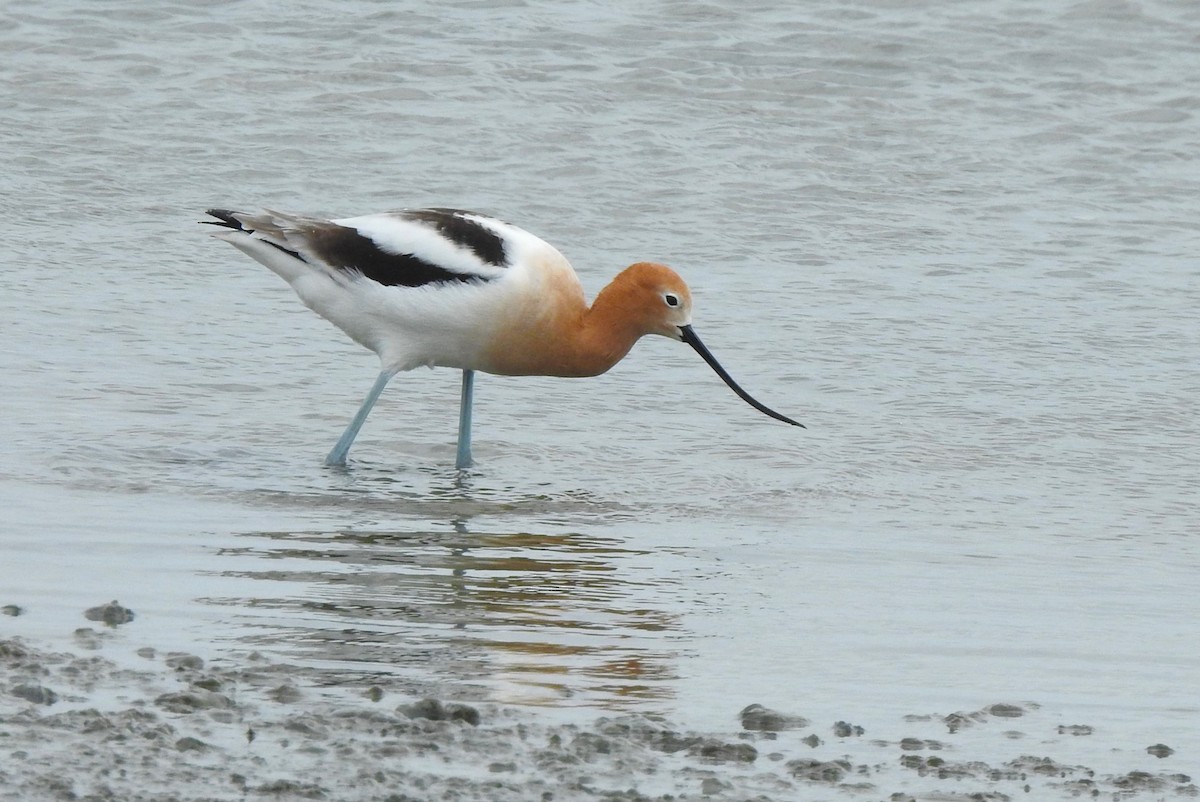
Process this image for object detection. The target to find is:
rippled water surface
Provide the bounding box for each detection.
[2,0,1198,770]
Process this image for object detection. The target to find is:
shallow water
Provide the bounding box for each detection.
[2,0,1198,783]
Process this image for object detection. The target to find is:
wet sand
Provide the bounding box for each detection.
[1,607,1192,801]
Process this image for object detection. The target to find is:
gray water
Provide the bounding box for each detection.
[2,0,1197,772]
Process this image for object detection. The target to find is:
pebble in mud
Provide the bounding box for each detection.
[72,627,106,650]
[690,739,757,763]
[1112,771,1197,795]
[590,716,758,764]
[155,688,234,714]
[897,737,944,751]
[0,640,29,660]
[940,703,1031,733]
[83,600,135,627]
[987,702,1027,718]
[174,736,209,752]
[11,683,58,705]
[2,604,23,617]
[739,703,809,732]
[1146,743,1174,758]
[191,677,222,692]
[165,653,205,672]
[269,683,303,703]
[788,758,856,783]
[832,721,864,737]
[400,697,481,725]
[942,711,984,733]
[900,754,992,780]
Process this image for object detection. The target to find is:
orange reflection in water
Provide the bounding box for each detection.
[212,525,683,710]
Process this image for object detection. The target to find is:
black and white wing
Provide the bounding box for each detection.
[203,207,531,288]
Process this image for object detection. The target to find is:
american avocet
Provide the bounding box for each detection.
[203,208,802,469]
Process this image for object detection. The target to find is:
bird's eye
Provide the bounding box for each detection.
[664,293,680,308]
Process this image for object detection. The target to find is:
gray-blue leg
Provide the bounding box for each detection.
[325,370,394,466]
[455,369,475,470]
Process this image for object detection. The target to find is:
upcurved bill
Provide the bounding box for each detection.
[680,325,805,428]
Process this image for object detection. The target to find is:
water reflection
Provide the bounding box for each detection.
[208,522,681,709]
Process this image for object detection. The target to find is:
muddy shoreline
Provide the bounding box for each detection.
[1,612,1193,801]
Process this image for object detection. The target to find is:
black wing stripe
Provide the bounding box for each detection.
[402,208,508,267]
[308,224,486,288]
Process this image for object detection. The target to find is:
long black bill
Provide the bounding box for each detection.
[680,325,805,428]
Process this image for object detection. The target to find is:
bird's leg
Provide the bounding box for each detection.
[455,369,475,470]
[325,370,395,466]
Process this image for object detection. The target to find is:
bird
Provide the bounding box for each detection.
[203,207,803,469]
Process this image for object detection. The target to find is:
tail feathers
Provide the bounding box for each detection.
[203,208,322,246]
[203,207,317,281]
[201,208,245,230]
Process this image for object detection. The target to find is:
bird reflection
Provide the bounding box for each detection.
[214,521,681,708]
